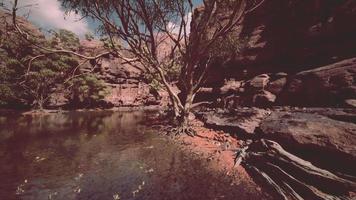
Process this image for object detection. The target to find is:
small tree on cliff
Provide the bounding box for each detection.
[58,0,264,135]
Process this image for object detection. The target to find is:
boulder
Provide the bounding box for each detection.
[247,74,270,91]
[345,99,356,108]
[198,106,356,176]
[219,80,243,95]
[266,77,287,95]
[197,57,355,108]
[252,90,276,106]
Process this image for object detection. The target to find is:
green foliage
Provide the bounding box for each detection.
[85,32,95,41]
[0,84,14,106]
[0,33,30,106]
[0,10,113,109]
[99,37,120,49]
[50,29,80,50]
[19,54,78,109]
[0,25,81,108]
[145,73,162,92]
[164,57,182,82]
[66,74,110,107]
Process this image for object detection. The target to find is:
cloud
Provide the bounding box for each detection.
[168,12,192,34]
[3,0,89,36]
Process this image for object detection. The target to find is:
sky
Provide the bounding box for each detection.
[1,0,203,38]
[2,0,90,36]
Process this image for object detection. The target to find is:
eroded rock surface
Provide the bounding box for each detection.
[200,108,271,135]
[196,57,356,108]
[259,111,356,172]
[199,107,356,173]
[197,0,356,80]
[79,40,161,107]
[199,107,356,199]
[346,99,356,108]
[192,0,356,109]
[279,58,356,106]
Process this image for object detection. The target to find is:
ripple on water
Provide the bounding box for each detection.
[0,111,270,200]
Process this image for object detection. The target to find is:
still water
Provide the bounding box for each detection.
[0,111,269,200]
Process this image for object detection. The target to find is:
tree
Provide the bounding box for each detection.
[0,1,116,109]
[59,0,264,135]
[0,8,109,109]
[66,74,110,108]
[5,0,264,134]
[85,32,95,41]
[0,21,80,109]
[26,52,90,110]
[50,29,81,50]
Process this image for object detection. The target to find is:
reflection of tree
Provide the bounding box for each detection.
[0,110,159,199]
[0,111,260,199]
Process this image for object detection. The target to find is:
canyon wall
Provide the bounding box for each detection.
[195,0,356,107]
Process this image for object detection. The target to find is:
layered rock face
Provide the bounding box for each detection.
[200,58,356,107]
[0,10,161,108]
[76,40,161,107]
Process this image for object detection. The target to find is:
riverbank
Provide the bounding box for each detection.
[0,105,166,116]
[171,119,273,199]
[189,106,356,200]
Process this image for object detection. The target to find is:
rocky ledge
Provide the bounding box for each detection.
[198,107,356,199]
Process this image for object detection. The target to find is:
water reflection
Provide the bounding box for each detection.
[0,111,269,200]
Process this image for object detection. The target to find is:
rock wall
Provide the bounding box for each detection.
[194,0,356,107]
[197,57,356,107]
[1,10,162,108]
[214,0,356,79]
[198,107,356,199]
[79,40,161,107]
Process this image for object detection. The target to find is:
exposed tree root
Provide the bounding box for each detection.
[234,140,252,166]
[169,125,197,137]
[236,139,356,200]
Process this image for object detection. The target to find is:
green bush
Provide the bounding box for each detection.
[66,74,110,108]
[50,29,80,50]
[1,23,111,109]
[85,32,95,41]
